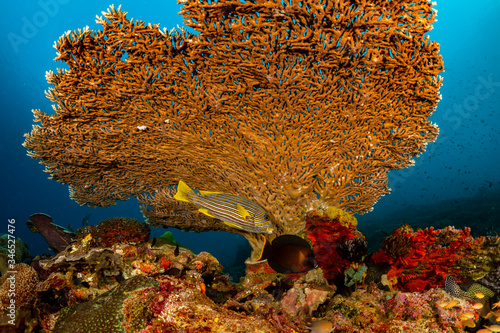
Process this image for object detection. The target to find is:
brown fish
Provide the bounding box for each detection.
[27,213,75,253]
[263,235,318,274]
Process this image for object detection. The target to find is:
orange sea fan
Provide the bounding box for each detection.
[24,1,443,254]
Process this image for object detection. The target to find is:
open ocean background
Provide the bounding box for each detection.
[0,0,499,278]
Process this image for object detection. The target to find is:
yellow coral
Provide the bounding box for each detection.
[324,207,358,228]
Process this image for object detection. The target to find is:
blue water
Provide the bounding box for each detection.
[0,0,499,274]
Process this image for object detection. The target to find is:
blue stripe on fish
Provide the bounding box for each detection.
[173,180,273,234]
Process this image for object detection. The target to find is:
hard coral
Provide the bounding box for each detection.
[0,263,38,329]
[280,269,333,320]
[53,275,159,333]
[76,217,150,247]
[322,286,477,332]
[0,235,30,276]
[145,275,279,333]
[477,265,500,295]
[25,0,443,242]
[39,247,123,276]
[371,225,482,292]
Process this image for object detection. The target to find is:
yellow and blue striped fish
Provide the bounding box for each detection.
[173,180,274,234]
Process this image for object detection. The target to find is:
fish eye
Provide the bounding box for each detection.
[264,214,270,220]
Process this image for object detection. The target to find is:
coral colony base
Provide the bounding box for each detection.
[12,0,499,332]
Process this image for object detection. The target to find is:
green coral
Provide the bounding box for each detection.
[460,236,500,279]
[53,275,159,333]
[0,234,30,276]
[344,265,367,288]
[147,231,193,252]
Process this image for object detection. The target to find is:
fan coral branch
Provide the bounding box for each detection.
[24,1,443,239]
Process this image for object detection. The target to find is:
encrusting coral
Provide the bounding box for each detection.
[23,0,443,252]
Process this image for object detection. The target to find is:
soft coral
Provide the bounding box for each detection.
[305,211,363,280]
[372,225,481,292]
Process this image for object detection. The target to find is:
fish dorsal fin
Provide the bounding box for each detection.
[174,180,193,203]
[199,190,223,196]
[26,221,39,233]
[198,208,216,218]
[52,223,70,233]
[236,204,252,221]
[223,221,244,230]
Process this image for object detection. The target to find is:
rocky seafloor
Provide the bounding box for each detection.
[1,211,500,333]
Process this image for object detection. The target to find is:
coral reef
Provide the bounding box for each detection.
[0,221,494,333]
[371,225,485,292]
[52,275,159,333]
[322,286,481,332]
[0,235,30,277]
[75,217,150,248]
[24,1,443,252]
[0,263,39,331]
[478,265,500,295]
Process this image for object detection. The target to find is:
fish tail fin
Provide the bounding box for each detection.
[174,180,193,203]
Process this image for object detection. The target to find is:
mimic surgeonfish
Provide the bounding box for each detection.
[174,180,273,234]
[263,235,318,274]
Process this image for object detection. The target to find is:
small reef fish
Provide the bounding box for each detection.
[462,319,476,328]
[174,180,273,234]
[487,310,500,320]
[459,312,475,320]
[261,235,318,274]
[475,292,485,299]
[443,300,458,309]
[436,301,449,308]
[472,302,484,310]
[484,325,500,332]
[305,319,334,333]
